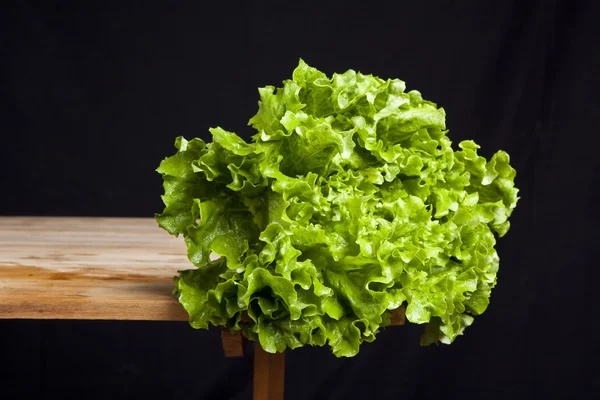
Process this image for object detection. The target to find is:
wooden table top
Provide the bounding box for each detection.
[0,216,191,321]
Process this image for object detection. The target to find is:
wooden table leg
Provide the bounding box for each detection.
[389,306,406,326]
[221,327,247,357]
[253,341,285,400]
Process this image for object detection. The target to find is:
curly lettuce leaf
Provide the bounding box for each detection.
[157,59,519,357]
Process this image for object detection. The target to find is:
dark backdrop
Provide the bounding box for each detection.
[1,1,598,399]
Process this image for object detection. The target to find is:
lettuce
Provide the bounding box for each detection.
[156,60,519,357]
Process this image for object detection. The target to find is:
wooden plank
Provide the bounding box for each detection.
[253,342,285,400]
[0,216,191,320]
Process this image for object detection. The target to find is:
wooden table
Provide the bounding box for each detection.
[0,216,404,400]
[0,216,190,320]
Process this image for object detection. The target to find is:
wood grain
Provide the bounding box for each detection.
[0,216,191,320]
[253,342,285,400]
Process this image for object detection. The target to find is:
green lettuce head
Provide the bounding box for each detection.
[156,59,519,357]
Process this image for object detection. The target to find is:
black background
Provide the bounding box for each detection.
[1,1,598,399]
